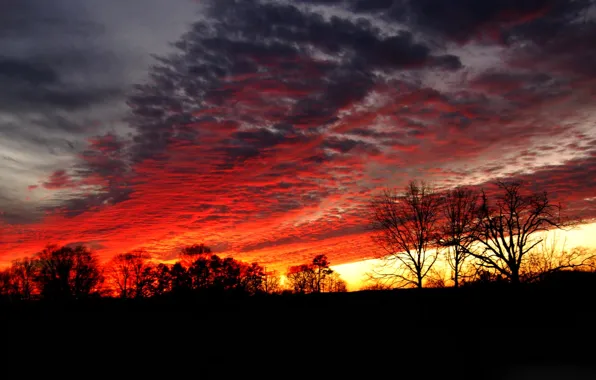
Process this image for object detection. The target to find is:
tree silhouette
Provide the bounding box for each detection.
[285,255,346,294]
[520,232,594,283]
[425,267,448,288]
[312,254,333,293]
[209,256,239,292]
[463,181,573,285]
[6,257,37,300]
[35,244,103,300]
[240,262,266,295]
[181,243,219,292]
[173,248,269,295]
[369,180,442,288]
[169,262,192,294]
[107,250,153,299]
[262,270,282,294]
[322,272,348,292]
[151,263,173,296]
[286,264,316,294]
[439,187,479,288]
[0,269,9,298]
[188,256,212,291]
[360,282,393,291]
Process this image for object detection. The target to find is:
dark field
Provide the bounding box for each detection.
[2,275,595,379]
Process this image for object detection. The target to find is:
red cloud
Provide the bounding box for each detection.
[42,170,78,190]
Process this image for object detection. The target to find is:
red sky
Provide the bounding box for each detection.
[1,0,595,282]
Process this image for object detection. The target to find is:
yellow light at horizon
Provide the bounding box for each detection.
[332,222,596,291]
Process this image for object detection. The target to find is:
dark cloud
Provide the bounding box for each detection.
[0,0,102,37]
[503,0,594,43]
[431,54,464,71]
[510,21,596,82]
[324,137,381,155]
[302,0,593,46]
[227,127,305,158]
[406,0,553,42]
[8,85,123,112]
[206,1,457,71]
[127,0,461,161]
[0,0,121,111]
[351,0,395,12]
[0,57,58,85]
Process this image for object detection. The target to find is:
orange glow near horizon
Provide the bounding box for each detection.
[3,222,595,291]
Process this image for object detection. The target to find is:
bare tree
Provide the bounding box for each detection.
[580,248,596,272]
[285,264,315,294]
[262,270,281,294]
[10,257,38,300]
[464,181,573,285]
[322,272,348,292]
[439,187,479,288]
[425,267,448,288]
[369,180,442,288]
[521,232,594,282]
[107,250,153,299]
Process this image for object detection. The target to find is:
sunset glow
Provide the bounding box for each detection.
[1,0,595,289]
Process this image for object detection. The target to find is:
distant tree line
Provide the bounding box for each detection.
[369,180,596,288]
[0,242,346,302]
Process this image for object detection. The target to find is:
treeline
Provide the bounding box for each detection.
[368,180,596,289]
[0,243,346,302]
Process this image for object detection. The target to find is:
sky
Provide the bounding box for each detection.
[1,0,596,289]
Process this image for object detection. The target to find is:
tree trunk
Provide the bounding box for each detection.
[510,265,520,285]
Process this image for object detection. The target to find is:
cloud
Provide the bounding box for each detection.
[42,170,78,190]
[0,0,127,222]
[0,57,58,85]
[1,0,595,273]
[0,0,198,225]
[0,0,124,112]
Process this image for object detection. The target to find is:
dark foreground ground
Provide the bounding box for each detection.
[2,274,595,379]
